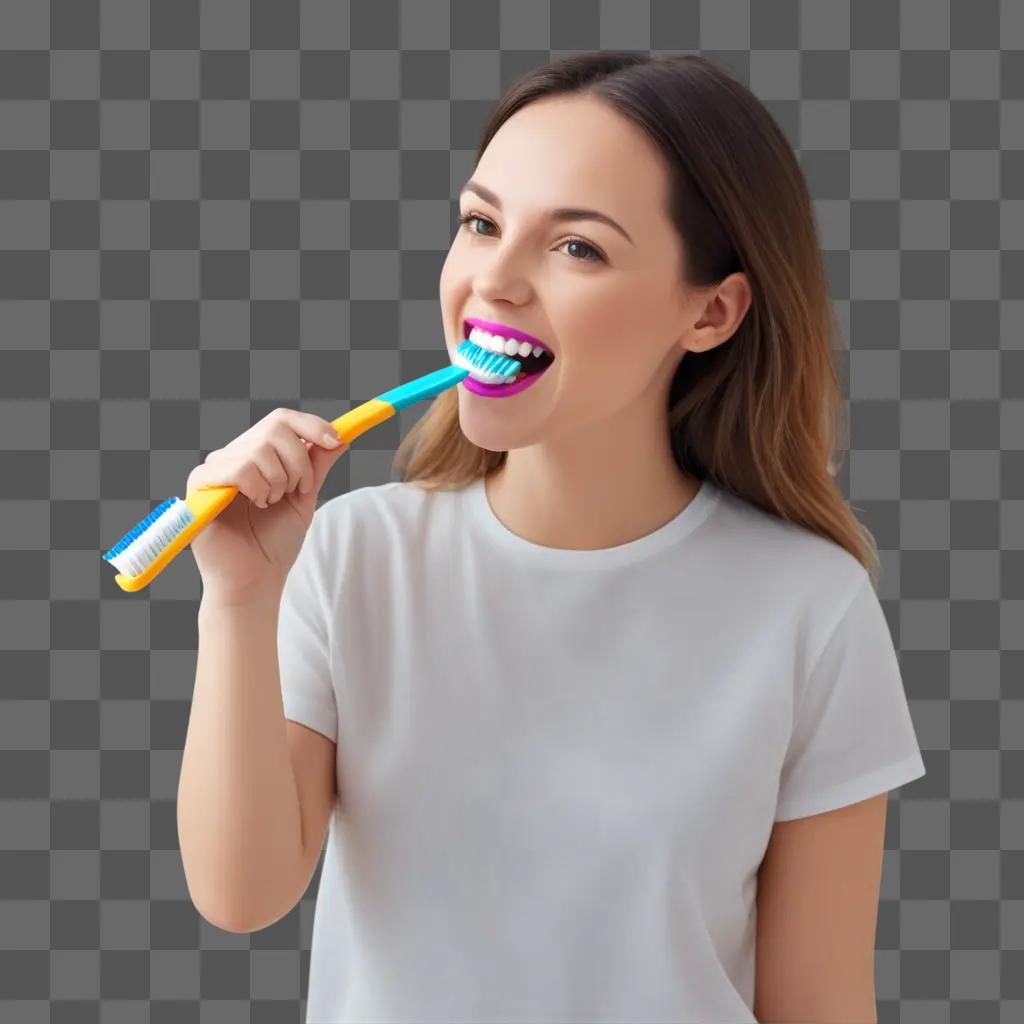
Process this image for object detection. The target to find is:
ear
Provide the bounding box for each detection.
[683,271,752,354]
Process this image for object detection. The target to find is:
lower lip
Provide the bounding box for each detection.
[460,363,553,398]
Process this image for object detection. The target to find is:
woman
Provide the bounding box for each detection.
[180,53,925,1023]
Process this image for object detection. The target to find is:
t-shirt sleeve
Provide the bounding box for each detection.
[774,571,926,822]
[276,509,339,744]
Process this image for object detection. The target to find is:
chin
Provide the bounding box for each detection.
[457,402,542,454]
[458,421,520,454]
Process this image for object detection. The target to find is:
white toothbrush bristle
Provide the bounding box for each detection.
[103,498,195,578]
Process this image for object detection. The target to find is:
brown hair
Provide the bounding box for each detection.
[392,51,880,586]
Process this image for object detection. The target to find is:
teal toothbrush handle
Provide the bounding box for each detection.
[374,364,470,411]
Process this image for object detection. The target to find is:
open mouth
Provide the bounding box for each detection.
[462,318,556,385]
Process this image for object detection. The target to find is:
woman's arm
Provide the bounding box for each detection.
[177,591,335,932]
[754,792,888,1023]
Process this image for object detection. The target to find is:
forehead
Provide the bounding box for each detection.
[473,95,670,229]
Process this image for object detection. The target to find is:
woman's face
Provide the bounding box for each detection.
[440,93,705,453]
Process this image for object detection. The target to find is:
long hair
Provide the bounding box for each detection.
[392,51,880,586]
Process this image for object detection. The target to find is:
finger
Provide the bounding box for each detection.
[186,459,231,493]
[250,442,290,506]
[236,462,274,508]
[186,464,206,492]
[188,457,273,509]
[187,449,228,490]
[267,407,343,450]
[307,436,350,497]
[270,424,316,496]
[218,458,275,508]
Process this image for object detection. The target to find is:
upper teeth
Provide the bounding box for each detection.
[469,326,548,359]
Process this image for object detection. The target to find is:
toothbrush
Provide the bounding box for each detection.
[102,339,521,592]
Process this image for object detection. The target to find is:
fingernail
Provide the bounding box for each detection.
[321,432,340,446]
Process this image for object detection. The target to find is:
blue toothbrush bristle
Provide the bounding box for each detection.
[102,497,195,578]
[455,339,521,383]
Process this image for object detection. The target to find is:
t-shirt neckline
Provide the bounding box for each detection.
[463,473,721,570]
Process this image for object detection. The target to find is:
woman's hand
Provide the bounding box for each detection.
[186,408,350,603]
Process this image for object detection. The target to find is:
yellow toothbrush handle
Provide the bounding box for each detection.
[329,398,396,444]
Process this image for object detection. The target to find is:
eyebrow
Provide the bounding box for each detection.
[459,180,634,246]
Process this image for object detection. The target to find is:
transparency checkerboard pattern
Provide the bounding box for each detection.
[1,0,1022,1021]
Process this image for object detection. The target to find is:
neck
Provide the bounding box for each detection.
[483,397,700,552]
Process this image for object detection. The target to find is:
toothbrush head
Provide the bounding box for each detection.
[453,339,522,385]
[102,496,198,589]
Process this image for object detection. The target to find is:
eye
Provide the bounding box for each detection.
[458,213,497,238]
[559,237,604,263]
[457,212,605,264]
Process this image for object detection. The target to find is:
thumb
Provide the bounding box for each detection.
[308,436,350,496]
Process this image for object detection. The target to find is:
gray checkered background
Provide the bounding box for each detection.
[1,0,1022,1021]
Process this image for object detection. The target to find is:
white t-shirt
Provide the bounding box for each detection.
[276,475,926,1024]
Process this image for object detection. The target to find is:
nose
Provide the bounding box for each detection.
[471,259,534,308]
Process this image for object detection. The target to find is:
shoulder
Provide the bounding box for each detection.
[311,480,460,550]
[709,483,868,598]
[315,480,430,520]
[705,484,873,673]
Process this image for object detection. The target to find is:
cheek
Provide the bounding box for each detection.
[439,250,457,305]
[563,286,662,372]
[438,252,465,340]
[556,308,675,409]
